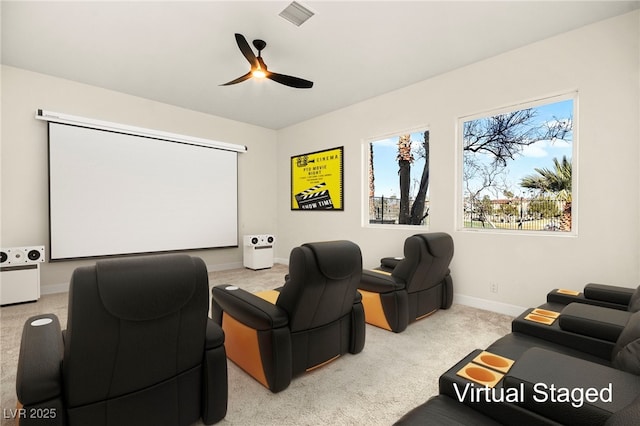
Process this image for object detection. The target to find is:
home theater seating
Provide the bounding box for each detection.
[358,232,454,332]
[211,240,365,393]
[15,235,640,425]
[396,282,640,425]
[16,254,228,426]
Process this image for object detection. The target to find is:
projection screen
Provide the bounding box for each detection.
[48,122,239,260]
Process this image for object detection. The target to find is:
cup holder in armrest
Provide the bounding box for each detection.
[472,351,515,374]
[531,308,560,319]
[524,313,556,325]
[555,288,580,296]
[456,363,504,388]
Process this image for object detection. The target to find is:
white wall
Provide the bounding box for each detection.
[1,66,278,293]
[2,12,638,314]
[276,11,640,314]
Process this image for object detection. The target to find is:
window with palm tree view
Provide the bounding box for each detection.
[461,94,575,232]
[367,129,430,226]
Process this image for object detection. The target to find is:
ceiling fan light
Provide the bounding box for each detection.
[252,70,266,78]
[279,1,314,27]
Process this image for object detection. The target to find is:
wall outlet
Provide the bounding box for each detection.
[490,282,499,293]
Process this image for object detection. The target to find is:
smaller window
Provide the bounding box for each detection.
[366,129,430,226]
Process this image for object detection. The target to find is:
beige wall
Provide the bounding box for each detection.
[2,11,638,313]
[276,11,640,314]
[1,66,278,292]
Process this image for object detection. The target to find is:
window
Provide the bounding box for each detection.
[366,129,430,226]
[460,94,575,232]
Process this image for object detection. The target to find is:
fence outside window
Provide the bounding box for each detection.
[464,196,569,231]
[369,196,430,225]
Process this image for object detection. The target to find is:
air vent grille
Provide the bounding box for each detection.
[279,1,314,27]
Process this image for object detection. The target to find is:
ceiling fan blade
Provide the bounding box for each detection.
[234,33,259,68]
[267,72,313,89]
[220,71,253,86]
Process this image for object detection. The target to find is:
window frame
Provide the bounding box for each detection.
[456,92,579,236]
[362,125,431,229]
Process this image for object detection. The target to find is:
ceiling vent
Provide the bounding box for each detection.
[279,1,314,27]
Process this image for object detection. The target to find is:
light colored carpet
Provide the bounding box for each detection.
[0,264,513,425]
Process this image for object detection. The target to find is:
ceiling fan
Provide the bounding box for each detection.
[221,33,313,89]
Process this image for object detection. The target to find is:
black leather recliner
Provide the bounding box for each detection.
[511,281,640,362]
[397,283,640,425]
[413,304,640,425]
[16,254,228,426]
[358,233,454,332]
[547,283,640,311]
[211,240,366,393]
[410,316,640,425]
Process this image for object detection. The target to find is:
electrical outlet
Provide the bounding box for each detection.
[490,282,499,293]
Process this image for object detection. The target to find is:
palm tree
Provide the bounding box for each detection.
[369,143,375,218]
[396,134,413,224]
[520,156,572,231]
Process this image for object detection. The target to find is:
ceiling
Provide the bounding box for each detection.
[2,1,639,130]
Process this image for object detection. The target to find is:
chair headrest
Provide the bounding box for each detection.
[413,233,454,258]
[302,240,362,280]
[95,254,200,321]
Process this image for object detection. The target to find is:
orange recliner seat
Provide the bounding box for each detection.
[211,240,366,393]
[358,233,454,333]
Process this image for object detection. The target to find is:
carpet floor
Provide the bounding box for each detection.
[0,264,513,425]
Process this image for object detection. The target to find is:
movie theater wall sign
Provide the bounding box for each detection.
[291,146,344,211]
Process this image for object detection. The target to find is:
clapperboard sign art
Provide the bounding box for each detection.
[291,147,344,211]
[295,183,334,210]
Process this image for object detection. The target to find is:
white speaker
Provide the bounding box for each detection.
[243,234,275,269]
[0,246,45,265]
[243,235,275,247]
[0,246,44,305]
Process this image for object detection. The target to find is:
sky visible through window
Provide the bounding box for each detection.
[464,98,573,199]
[370,131,427,199]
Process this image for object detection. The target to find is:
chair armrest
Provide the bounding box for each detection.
[16,315,64,406]
[211,285,288,330]
[380,257,402,272]
[512,308,616,360]
[547,288,630,311]
[202,319,228,425]
[359,269,405,293]
[584,283,635,306]
[559,303,630,342]
[205,318,225,350]
[503,347,640,425]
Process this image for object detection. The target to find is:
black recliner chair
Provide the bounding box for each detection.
[547,283,640,311]
[16,254,228,426]
[511,283,640,361]
[211,240,366,393]
[358,233,454,332]
[397,312,640,425]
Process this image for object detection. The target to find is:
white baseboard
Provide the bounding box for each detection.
[453,293,526,317]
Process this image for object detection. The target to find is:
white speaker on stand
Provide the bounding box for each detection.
[0,246,44,305]
[243,235,274,270]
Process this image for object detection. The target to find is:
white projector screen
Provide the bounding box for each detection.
[48,123,238,260]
